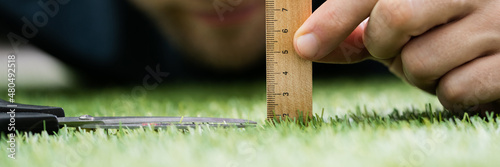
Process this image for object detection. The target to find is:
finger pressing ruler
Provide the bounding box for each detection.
[266,0,312,121]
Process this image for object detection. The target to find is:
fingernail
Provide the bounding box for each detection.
[296,33,319,59]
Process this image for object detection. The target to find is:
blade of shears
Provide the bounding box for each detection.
[57,115,257,129]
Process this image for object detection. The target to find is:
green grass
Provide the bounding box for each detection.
[1,76,500,167]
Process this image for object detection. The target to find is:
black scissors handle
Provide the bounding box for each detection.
[0,99,65,116]
[0,99,64,133]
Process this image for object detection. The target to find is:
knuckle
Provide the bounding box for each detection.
[377,0,414,30]
[436,76,468,108]
[401,49,433,83]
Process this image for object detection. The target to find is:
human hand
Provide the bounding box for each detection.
[294,0,500,114]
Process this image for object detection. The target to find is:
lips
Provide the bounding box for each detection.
[195,1,262,27]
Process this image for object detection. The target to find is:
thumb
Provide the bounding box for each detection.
[294,0,376,63]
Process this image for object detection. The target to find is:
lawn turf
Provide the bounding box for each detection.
[1,76,500,167]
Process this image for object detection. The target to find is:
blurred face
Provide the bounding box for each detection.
[129,0,265,71]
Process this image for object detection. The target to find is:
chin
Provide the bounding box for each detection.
[183,45,264,70]
[180,18,265,70]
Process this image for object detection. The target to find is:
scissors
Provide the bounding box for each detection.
[0,99,256,134]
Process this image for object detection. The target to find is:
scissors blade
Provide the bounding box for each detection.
[57,115,257,129]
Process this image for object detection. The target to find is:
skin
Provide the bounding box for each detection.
[128,0,265,71]
[294,0,500,113]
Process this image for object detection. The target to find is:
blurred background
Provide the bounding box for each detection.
[0,0,390,89]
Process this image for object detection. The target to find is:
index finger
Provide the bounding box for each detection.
[294,0,377,62]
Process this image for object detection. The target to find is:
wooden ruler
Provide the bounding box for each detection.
[266,0,312,121]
